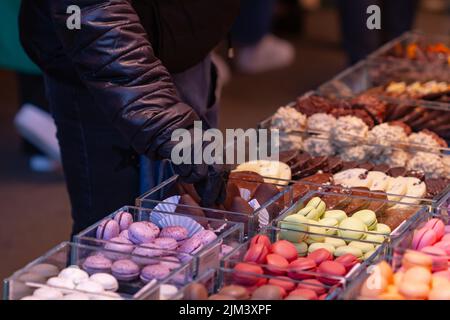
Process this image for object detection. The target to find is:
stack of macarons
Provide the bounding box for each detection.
[90,210,223,283]
[411,218,450,263]
[20,265,123,300]
[359,250,450,300]
[226,235,362,300]
[278,197,390,261]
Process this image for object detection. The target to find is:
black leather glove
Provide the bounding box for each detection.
[157,129,229,207]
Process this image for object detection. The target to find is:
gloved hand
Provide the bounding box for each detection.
[157,130,229,207]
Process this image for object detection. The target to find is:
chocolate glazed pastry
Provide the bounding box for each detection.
[357,163,374,171]
[365,191,389,214]
[341,161,360,171]
[227,197,254,233]
[405,170,425,181]
[301,173,333,185]
[278,150,299,167]
[378,208,416,231]
[291,153,312,179]
[388,167,408,178]
[251,184,282,221]
[321,187,351,210]
[228,171,264,197]
[324,157,343,173]
[204,204,227,220]
[425,178,450,198]
[297,156,328,179]
[291,183,311,202]
[372,164,390,173]
[344,188,371,214]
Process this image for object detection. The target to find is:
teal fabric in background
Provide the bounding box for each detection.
[0,1,41,74]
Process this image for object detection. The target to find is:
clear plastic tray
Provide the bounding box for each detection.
[136,175,293,237]
[338,242,450,300]
[436,188,450,215]
[3,241,192,300]
[318,60,450,111]
[274,190,430,246]
[74,206,244,278]
[368,31,450,75]
[219,226,388,299]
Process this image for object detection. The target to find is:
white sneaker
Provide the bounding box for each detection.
[236,34,295,74]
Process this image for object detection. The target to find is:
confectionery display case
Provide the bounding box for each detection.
[217,226,372,300]
[136,174,293,237]
[338,213,450,300]
[367,31,450,83]
[275,191,430,250]
[74,206,244,277]
[3,242,193,300]
[436,187,450,216]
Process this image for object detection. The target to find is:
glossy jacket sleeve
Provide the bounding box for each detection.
[48,0,199,158]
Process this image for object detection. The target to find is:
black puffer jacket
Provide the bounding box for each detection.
[19,0,239,158]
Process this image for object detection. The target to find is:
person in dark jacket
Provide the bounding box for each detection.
[19,0,240,234]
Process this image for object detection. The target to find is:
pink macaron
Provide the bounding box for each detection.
[159,226,189,241]
[423,219,445,241]
[433,241,450,255]
[114,211,134,231]
[128,222,160,244]
[412,227,437,250]
[140,264,171,283]
[191,230,218,246]
[104,237,134,260]
[96,219,120,241]
[111,259,140,281]
[420,246,448,272]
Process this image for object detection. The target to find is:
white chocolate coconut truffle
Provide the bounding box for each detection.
[306,113,336,133]
[339,145,370,162]
[372,149,409,168]
[408,132,442,152]
[278,132,303,151]
[407,152,446,179]
[271,106,307,131]
[367,123,408,157]
[303,137,336,157]
[331,116,369,147]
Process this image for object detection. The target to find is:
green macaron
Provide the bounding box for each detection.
[348,241,375,254]
[294,242,309,257]
[352,210,378,230]
[334,245,363,259]
[338,217,368,240]
[322,210,348,223]
[375,223,391,235]
[307,242,335,254]
[324,237,347,248]
[304,197,326,218]
[278,214,309,242]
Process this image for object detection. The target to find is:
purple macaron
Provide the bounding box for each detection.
[191,230,218,246]
[152,238,178,252]
[131,244,163,265]
[111,259,140,281]
[104,237,134,260]
[140,264,171,283]
[96,219,120,241]
[178,237,203,254]
[160,256,181,270]
[128,222,160,244]
[160,226,189,241]
[82,254,113,275]
[119,229,130,240]
[114,211,134,231]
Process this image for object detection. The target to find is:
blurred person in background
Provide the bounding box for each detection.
[232,0,295,73]
[337,0,418,64]
[20,0,239,234]
[0,1,58,172]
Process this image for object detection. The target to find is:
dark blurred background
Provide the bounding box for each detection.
[0,0,448,281]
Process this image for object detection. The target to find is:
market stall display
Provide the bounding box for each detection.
[136,174,292,236]
[74,206,244,277]
[3,242,193,300]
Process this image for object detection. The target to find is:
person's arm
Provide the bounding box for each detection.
[48,0,198,158]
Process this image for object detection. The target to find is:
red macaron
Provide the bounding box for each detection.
[334,254,360,272]
[265,254,289,275]
[270,240,298,262]
[287,257,317,280]
[244,243,269,264]
[268,276,297,292]
[232,262,264,286]
[297,279,327,295]
[307,248,333,265]
[250,235,271,248]
[317,261,346,285]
